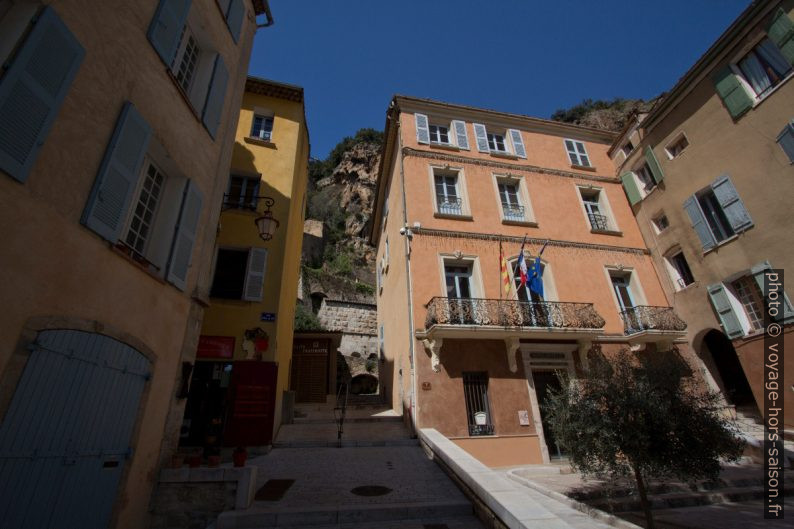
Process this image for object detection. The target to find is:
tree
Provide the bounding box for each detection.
[545,348,744,529]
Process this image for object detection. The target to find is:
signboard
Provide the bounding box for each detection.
[260,312,276,322]
[197,335,235,359]
[518,410,530,426]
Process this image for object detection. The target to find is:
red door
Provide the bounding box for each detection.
[222,361,278,446]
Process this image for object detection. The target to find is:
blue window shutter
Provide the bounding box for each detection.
[767,8,794,66]
[751,260,794,324]
[620,172,641,206]
[508,129,526,158]
[683,194,716,250]
[218,0,232,15]
[226,0,245,43]
[711,66,753,120]
[414,114,429,144]
[167,179,203,291]
[473,123,489,152]
[711,174,752,233]
[147,0,191,66]
[644,146,664,184]
[0,6,85,183]
[201,54,229,139]
[707,283,744,338]
[776,121,794,163]
[242,248,268,301]
[451,120,468,150]
[82,102,151,242]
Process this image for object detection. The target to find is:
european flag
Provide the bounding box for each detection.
[528,256,544,299]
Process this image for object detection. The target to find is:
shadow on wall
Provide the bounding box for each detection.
[231,141,293,230]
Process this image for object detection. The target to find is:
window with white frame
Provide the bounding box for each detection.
[777,120,794,163]
[697,188,735,242]
[429,124,450,145]
[210,247,268,301]
[608,269,646,334]
[635,163,657,193]
[487,132,507,152]
[665,249,695,290]
[172,26,199,94]
[167,17,217,113]
[433,168,464,216]
[225,174,260,210]
[564,139,591,167]
[125,160,165,257]
[579,187,613,232]
[665,133,689,159]
[251,114,274,141]
[472,123,526,158]
[683,176,753,251]
[621,140,634,157]
[415,114,470,149]
[652,212,670,234]
[736,38,792,99]
[731,276,765,332]
[497,180,524,222]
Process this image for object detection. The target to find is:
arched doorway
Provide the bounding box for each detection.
[702,329,755,407]
[350,374,378,395]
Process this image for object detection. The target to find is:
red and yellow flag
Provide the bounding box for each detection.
[499,242,512,297]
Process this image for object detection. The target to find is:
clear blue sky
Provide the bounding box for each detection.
[248,1,750,159]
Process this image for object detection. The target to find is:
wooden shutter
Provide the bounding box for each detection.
[508,129,526,158]
[167,179,203,290]
[473,123,489,152]
[683,195,716,250]
[707,283,744,338]
[243,247,268,301]
[711,66,753,120]
[147,0,191,66]
[750,260,794,324]
[620,172,642,206]
[415,113,429,144]
[226,0,245,43]
[82,102,151,242]
[0,6,85,183]
[452,120,469,150]
[711,175,753,233]
[202,54,229,139]
[644,146,664,184]
[767,8,794,66]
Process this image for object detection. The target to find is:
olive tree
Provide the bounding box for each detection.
[546,348,744,529]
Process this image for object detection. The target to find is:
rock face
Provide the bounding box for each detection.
[552,98,660,133]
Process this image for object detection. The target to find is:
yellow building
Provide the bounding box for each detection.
[181,77,309,449]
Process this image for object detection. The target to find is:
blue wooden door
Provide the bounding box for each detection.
[0,330,150,528]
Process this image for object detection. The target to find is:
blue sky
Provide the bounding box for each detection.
[249,1,751,159]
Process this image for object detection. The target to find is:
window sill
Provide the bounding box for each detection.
[111,242,166,284]
[429,142,460,151]
[673,281,698,294]
[702,230,748,255]
[502,219,538,228]
[490,151,519,160]
[244,136,277,149]
[640,185,659,201]
[590,228,623,236]
[571,164,596,172]
[750,71,794,111]
[434,212,474,221]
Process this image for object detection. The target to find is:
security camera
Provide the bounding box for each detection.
[399,227,406,235]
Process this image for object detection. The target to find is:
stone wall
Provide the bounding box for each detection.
[318,299,377,335]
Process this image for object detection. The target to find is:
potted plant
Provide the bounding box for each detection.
[233,446,248,467]
[187,451,202,468]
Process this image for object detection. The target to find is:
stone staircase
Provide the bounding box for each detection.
[734,405,794,467]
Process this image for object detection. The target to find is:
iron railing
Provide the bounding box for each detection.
[333,382,349,445]
[222,193,275,212]
[588,212,610,231]
[437,196,463,216]
[501,203,525,221]
[619,305,688,335]
[425,297,606,330]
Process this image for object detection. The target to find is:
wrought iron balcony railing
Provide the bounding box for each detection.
[619,306,688,335]
[501,203,525,221]
[437,196,463,216]
[425,297,606,330]
[588,212,610,231]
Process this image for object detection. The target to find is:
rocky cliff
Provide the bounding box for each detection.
[551,97,661,132]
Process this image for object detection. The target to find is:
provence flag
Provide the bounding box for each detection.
[499,242,512,297]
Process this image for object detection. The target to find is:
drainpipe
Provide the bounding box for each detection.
[396,115,418,435]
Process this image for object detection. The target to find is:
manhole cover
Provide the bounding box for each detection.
[350,485,392,496]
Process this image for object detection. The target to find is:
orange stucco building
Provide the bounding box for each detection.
[371,96,688,466]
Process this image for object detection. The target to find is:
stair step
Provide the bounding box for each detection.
[292,415,404,425]
[272,438,419,448]
[216,500,473,528]
[589,486,793,513]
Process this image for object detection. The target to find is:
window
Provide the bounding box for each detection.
[652,212,670,234]
[172,26,199,93]
[125,160,165,256]
[433,168,464,216]
[384,237,389,269]
[621,140,634,156]
[564,139,591,167]
[732,276,765,331]
[445,264,472,299]
[579,188,614,232]
[635,163,656,193]
[251,115,274,141]
[498,181,524,222]
[210,247,268,301]
[610,270,642,333]
[225,174,260,210]
[737,38,792,99]
[376,261,382,294]
[429,124,449,145]
[683,175,753,251]
[487,132,506,152]
[463,372,494,436]
[665,133,689,159]
[667,250,695,289]
[777,120,794,163]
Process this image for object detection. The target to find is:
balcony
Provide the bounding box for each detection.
[587,212,610,231]
[501,203,525,222]
[437,197,463,216]
[619,305,688,343]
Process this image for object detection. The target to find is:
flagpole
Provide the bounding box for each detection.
[498,240,503,301]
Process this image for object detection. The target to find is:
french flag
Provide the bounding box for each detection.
[516,237,528,288]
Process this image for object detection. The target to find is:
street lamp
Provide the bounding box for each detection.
[254,197,279,241]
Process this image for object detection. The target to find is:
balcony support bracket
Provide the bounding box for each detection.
[504,337,521,372]
[422,338,443,373]
[577,340,593,371]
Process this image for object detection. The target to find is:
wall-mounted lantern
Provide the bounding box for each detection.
[254,197,280,241]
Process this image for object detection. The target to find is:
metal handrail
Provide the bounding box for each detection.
[437,196,463,215]
[587,212,610,231]
[221,194,275,212]
[333,382,349,446]
[501,203,525,221]
[619,305,688,335]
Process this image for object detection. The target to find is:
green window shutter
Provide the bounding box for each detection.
[0,6,85,183]
[750,260,794,324]
[711,66,753,120]
[711,174,753,233]
[147,0,191,66]
[683,195,717,250]
[243,248,268,301]
[644,146,664,184]
[414,113,429,144]
[167,179,203,291]
[82,102,151,242]
[620,172,642,206]
[767,8,794,66]
[707,283,744,338]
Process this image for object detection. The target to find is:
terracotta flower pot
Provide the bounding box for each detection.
[233,448,247,467]
[187,455,202,468]
[207,455,221,468]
